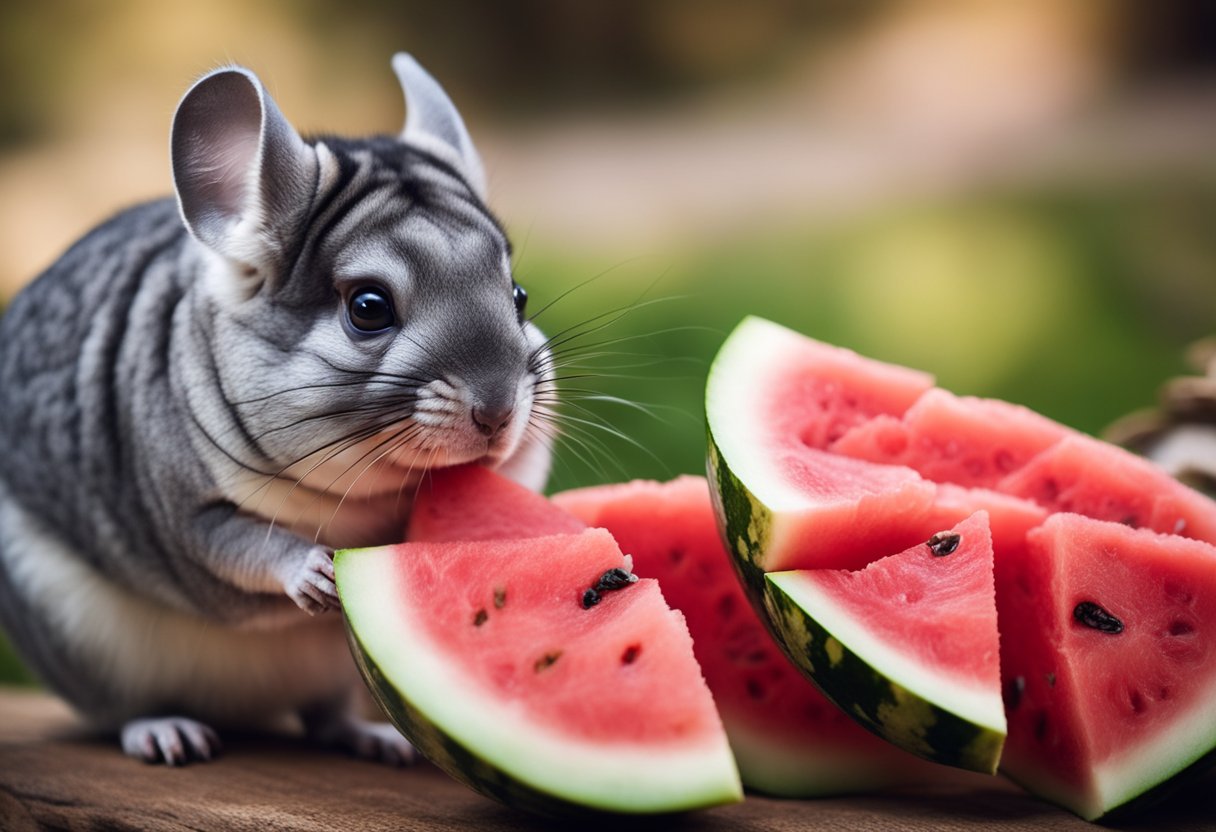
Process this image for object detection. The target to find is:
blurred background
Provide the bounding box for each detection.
[1,0,1214,683]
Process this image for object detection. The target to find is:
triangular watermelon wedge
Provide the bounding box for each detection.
[999,513,1216,820]
[707,319,939,580]
[555,475,962,797]
[763,512,1006,773]
[337,529,742,816]
[407,464,585,542]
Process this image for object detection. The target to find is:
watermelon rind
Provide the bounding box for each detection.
[336,545,743,816]
[763,571,1006,774]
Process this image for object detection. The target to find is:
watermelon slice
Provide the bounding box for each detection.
[707,318,938,579]
[999,513,1216,819]
[407,464,585,542]
[554,476,954,797]
[830,388,1072,489]
[997,433,1216,546]
[337,529,743,815]
[763,512,1006,774]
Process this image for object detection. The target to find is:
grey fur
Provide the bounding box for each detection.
[0,54,553,756]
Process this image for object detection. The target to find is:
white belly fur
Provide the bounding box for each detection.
[0,487,358,729]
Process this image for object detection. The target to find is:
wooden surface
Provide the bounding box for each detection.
[0,688,1212,831]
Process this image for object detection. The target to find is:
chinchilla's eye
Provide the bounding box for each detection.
[347,286,396,333]
[512,283,527,321]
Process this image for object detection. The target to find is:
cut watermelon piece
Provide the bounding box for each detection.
[997,434,1216,546]
[926,484,1049,557]
[764,512,1006,773]
[407,464,585,542]
[830,389,1072,489]
[337,529,742,815]
[707,319,938,578]
[999,513,1216,820]
[554,476,953,797]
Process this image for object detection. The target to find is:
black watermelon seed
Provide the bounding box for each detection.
[621,644,641,665]
[493,586,507,609]
[926,531,961,556]
[582,588,601,609]
[1045,672,1056,688]
[534,651,562,672]
[1004,676,1025,710]
[472,609,488,627]
[1073,601,1124,634]
[595,568,638,592]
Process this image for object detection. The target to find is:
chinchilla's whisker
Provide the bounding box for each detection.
[314,422,425,544]
[524,256,649,327]
[254,416,411,533]
[243,398,417,444]
[228,378,420,408]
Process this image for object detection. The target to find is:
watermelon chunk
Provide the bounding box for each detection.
[336,529,743,815]
[763,512,1006,773]
[554,476,953,797]
[830,389,1072,489]
[707,318,938,577]
[407,464,585,542]
[997,433,1216,546]
[999,513,1216,820]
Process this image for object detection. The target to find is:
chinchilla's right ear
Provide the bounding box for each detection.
[393,53,487,201]
[171,66,318,277]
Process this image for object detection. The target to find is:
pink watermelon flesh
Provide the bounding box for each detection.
[761,335,934,451]
[407,464,585,543]
[762,447,939,572]
[999,513,1216,819]
[393,529,724,746]
[798,511,1002,695]
[996,434,1216,547]
[554,476,950,795]
[829,389,1072,489]
[925,484,1049,559]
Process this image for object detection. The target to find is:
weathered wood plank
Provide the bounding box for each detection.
[0,688,1211,830]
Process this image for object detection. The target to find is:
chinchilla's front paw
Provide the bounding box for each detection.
[285,546,338,614]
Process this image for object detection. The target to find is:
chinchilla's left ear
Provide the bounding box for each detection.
[393,52,487,200]
[171,65,318,276]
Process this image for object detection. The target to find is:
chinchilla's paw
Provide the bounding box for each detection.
[121,716,222,766]
[285,545,338,614]
[307,713,418,767]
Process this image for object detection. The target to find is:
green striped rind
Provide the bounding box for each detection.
[344,625,579,817]
[707,432,773,601]
[762,574,1004,774]
[336,545,743,818]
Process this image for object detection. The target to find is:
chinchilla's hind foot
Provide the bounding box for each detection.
[302,705,416,766]
[121,716,222,765]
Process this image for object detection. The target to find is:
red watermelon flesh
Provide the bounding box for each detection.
[999,513,1216,819]
[554,476,951,796]
[762,448,939,572]
[996,434,1216,547]
[715,318,934,455]
[396,530,719,744]
[790,511,1002,701]
[407,464,585,543]
[338,528,743,813]
[830,389,1072,489]
[925,484,1049,559]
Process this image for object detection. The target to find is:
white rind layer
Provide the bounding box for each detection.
[769,571,1007,736]
[340,546,742,814]
[706,316,834,513]
[1086,669,1216,819]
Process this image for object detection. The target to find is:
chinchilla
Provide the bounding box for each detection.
[0,53,554,765]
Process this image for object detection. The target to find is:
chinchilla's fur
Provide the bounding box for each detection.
[0,54,554,764]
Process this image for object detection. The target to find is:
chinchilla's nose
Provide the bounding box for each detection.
[471,402,514,437]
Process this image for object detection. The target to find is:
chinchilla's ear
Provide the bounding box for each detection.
[171,66,318,273]
[393,52,487,200]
